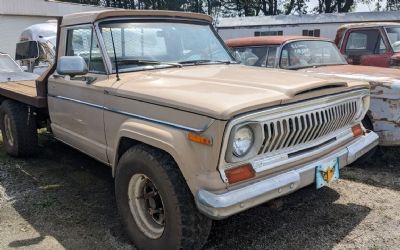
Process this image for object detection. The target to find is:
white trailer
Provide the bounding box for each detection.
[216,11,400,41]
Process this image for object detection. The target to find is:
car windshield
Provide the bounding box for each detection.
[385,26,400,52]
[0,55,22,73]
[280,40,347,69]
[99,21,234,72]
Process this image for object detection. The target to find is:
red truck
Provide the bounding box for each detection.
[334,22,400,68]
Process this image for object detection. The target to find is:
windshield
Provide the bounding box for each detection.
[0,55,22,73]
[280,40,347,69]
[385,26,400,52]
[99,21,233,72]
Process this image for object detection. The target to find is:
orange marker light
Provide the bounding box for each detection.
[352,124,363,137]
[225,164,256,184]
[188,132,212,145]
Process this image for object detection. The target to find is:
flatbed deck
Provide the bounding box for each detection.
[0,80,47,108]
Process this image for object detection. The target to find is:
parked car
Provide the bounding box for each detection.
[334,22,400,68]
[0,11,378,249]
[226,35,400,146]
[0,52,38,82]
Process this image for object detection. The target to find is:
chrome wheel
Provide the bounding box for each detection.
[128,174,165,239]
[4,114,14,147]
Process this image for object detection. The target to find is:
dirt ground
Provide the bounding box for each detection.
[0,133,400,250]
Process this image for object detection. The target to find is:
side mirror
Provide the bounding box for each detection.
[15,41,39,61]
[57,56,88,77]
[20,66,28,72]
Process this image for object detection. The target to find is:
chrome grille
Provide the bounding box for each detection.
[259,100,358,155]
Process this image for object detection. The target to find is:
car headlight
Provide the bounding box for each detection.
[232,125,254,157]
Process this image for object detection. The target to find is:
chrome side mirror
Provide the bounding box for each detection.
[57,56,88,77]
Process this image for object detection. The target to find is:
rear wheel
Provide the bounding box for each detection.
[115,144,211,250]
[0,100,38,157]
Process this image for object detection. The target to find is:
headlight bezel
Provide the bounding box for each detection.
[226,122,263,162]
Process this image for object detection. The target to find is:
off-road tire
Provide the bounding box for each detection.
[115,144,212,250]
[0,100,38,157]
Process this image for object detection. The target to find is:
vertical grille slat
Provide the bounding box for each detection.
[260,100,359,155]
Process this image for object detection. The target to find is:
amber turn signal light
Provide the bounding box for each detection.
[352,124,363,137]
[225,164,256,184]
[188,132,212,145]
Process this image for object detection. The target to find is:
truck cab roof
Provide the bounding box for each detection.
[61,10,213,27]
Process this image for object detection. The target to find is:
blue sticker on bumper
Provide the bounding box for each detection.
[316,157,340,189]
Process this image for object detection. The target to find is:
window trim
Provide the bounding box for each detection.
[343,27,392,56]
[65,24,108,75]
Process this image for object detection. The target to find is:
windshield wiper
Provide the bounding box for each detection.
[178,59,235,65]
[286,63,347,70]
[115,59,182,68]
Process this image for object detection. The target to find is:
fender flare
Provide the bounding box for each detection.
[111,120,186,177]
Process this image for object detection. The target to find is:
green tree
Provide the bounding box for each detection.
[387,0,400,10]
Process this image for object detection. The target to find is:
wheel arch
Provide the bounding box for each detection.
[362,112,374,131]
[111,125,186,179]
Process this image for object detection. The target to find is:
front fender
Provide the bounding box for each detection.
[109,118,228,194]
[370,81,400,145]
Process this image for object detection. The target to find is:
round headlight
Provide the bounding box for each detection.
[232,125,254,157]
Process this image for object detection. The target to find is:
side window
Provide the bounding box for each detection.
[235,47,259,66]
[345,29,381,55]
[90,33,106,73]
[346,32,368,50]
[375,36,387,54]
[266,47,277,68]
[66,28,106,73]
[302,29,320,37]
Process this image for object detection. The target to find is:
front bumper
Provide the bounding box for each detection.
[196,131,379,219]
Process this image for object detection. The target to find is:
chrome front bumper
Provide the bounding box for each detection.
[196,131,379,220]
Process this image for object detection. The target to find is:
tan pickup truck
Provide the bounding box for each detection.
[0,10,378,249]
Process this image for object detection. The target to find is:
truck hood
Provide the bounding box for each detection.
[299,64,400,82]
[111,64,368,120]
[0,71,39,83]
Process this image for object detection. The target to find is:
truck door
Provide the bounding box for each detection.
[47,26,111,164]
[343,28,391,67]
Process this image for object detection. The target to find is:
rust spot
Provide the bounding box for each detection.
[373,117,400,128]
[370,81,392,90]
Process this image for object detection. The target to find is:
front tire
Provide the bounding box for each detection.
[115,145,211,250]
[0,100,37,157]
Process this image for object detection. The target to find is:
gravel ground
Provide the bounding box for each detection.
[0,133,400,250]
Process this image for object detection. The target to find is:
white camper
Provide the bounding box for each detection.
[16,21,57,74]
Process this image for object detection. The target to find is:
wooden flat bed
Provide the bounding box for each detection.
[0,80,47,108]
